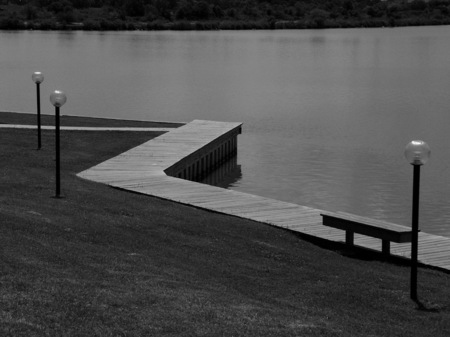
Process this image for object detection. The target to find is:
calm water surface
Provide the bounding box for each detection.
[2,27,450,236]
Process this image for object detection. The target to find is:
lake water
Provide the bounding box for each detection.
[2,27,450,237]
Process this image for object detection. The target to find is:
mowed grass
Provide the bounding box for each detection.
[1,114,450,336]
[0,111,184,128]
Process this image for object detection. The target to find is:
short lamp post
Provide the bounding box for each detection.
[404,140,430,301]
[50,90,67,198]
[32,72,44,149]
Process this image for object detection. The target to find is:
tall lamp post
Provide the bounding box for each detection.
[32,72,44,149]
[404,140,430,301]
[50,90,67,198]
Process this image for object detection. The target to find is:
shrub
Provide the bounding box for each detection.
[23,5,38,20]
[0,12,25,29]
[82,19,101,30]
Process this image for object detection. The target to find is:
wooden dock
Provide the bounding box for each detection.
[77,120,450,272]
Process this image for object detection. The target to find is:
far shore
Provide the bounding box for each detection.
[3,18,450,32]
[2,0,450,32]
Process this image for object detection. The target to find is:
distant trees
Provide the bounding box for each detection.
[124,0,145,16]
[0,0,450,30]
[309,8,329,28]
[176,0,211,20]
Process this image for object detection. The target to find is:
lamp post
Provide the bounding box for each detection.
[32,72,44,149]
[50,90,67,198]
[404,140,430,301]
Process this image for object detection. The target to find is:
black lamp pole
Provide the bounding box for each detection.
[36,82,42,149]
[404,140,430,302]
[32,72,44,150]
[55,105,61,198]
[410,164,420,301]
[50,90,67,199]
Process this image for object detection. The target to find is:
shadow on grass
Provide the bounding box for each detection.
[293,231,411,265]
[292,231,450,313]
[294,230,450,275]
[414,299,446,312]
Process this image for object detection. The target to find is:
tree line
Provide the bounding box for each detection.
[1,0,450,30]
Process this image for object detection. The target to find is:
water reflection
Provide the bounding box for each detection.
[200,156,242,189]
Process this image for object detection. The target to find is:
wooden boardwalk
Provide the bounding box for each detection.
[77,120,450,272]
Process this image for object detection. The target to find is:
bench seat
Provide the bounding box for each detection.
[321,211,413,255]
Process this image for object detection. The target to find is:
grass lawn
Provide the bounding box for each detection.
[0,111,184,128]
[1,112,450,336]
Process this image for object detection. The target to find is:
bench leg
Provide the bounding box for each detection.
[382,240,390,255]
[345,231,354,246]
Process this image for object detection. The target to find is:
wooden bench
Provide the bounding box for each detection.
[321,211,413,255]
